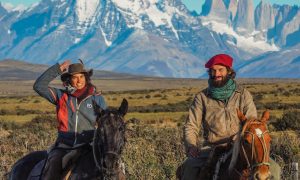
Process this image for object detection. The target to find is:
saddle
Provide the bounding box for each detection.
[199,144,233,179]
[46,143,126,179]
[45,142,91,179]
[61,144,84,171]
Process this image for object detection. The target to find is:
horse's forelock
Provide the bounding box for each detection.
[98,109,123,124]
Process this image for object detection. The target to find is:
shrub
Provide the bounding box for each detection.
[272,111,300,131]
[161,95,168,100]
[145,95,151,99]
[253,93,263,101]
[33,99,40,103]
[282,91,291,97]
[16,108,43,115]
[271,132,300,179]
[153,94,162,98]
[128,101,190,113]
[0,121,20,130]
[0,109,10,115]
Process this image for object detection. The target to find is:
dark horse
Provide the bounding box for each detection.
[9,99,128,180]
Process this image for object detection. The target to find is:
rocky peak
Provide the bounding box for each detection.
[225,0,238,21]
[255,0,275,31]
[273,4,299,25]
[201,0,230,22]
[271,5,300,46]
[233,0,255,34]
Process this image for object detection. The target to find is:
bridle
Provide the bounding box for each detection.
[239,119,270,174]
[92,112,125,179]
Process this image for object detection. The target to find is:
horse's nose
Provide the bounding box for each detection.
[254,171,271,180]
[104,153,119,169]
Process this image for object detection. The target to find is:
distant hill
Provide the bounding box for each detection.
[0,59,141,80]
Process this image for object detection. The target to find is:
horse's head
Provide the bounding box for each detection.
[237,110,271,180]
[93,99,128,176]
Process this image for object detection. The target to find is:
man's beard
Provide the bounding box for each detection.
[209,75,230,88]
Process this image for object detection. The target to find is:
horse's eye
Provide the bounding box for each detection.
[243,139,250,145]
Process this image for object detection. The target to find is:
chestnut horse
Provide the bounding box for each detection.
[177,110,272,180]
[214,110,271,180]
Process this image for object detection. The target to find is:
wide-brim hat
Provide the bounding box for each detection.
[61,63,93,82]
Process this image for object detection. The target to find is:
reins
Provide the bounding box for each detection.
[239,119,270,173]
[92,116,123,179]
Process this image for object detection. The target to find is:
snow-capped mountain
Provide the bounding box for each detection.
[234,0,255,34]
[0,0,299,78]
[0,2,7,16]
[237,44,300,78]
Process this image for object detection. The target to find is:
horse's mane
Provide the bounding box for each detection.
[228,118,258,172]
[228,129,241,172]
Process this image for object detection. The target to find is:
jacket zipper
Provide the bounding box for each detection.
[73,94,93,145]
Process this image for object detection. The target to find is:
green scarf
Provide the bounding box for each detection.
[208,79,236,101]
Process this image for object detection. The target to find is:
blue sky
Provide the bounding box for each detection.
[1,0,299,13]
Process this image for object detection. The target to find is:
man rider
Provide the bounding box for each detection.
[180,54,281,180]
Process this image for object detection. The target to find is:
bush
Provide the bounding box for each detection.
[0,109,10,115]
[272,111,300,131]
[33,99,41,103]
[16,108,43,115]
[271,132,300,179]
[282,91,291,97]
[128,100,190,113]
[153,94,162,98]
[252,93,263,101]
[123,124,185,179]
[0,121,20,130]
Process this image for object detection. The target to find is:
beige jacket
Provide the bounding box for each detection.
[184,84,257,150]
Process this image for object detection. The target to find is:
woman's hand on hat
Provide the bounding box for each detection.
[60,60,71,72]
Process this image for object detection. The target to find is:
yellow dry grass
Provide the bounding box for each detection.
[0,79,299,124]
[0,114,37,124]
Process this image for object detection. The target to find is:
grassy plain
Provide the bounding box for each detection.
[0,78,300,179]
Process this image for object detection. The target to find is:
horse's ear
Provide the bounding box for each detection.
[92,99,104,116]
[118,99,128,117]
[260,110,270,122]
[236,109,247,122]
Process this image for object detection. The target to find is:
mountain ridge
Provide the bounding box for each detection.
[0,0,299,78]
[0,59,141,80]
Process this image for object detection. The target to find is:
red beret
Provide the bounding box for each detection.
[205,54,233,68]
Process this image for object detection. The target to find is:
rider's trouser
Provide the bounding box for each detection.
[42,144,69,180]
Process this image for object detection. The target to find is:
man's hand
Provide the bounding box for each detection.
[60,60,71,72]
[188,147,200,158]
